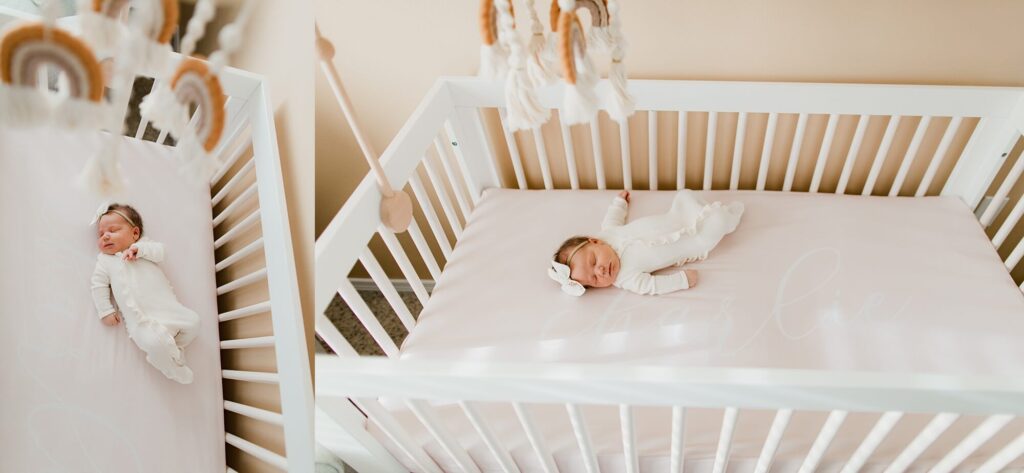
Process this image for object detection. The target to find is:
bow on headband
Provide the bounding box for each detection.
[548,260,586,296]
[90,202,112,226]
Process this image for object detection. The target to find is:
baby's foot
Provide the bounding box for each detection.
[728,202,745,217]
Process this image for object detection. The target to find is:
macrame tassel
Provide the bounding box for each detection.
[479,43,509,79]
[79,10,125,52]
[524,0,556,87]
[587,26,612,52]
[496,0,548,130]
[53,97,112,130]
[561,52,599,125]
[605,0,634,122]
[78,135,124,196]
[0,86,51,128]
[123,31,173,78]
[139,83,189,137]
[174,131,220,184]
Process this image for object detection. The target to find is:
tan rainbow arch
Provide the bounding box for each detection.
[550,0,608,32]
[170,57,226,152]
[479,0,515,47]
[91,0,179,44]
[556,11,588,85]
[0,23,105,102]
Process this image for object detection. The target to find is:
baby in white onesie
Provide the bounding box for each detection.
[548,190,743,296]
[90,204,200,384]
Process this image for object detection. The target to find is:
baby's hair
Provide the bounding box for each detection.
[553,236,590,265]
[106,203,144,236]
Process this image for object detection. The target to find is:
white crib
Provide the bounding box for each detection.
[315,76,1024,472]
[0,7,313,473]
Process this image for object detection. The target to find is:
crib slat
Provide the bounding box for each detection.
[224,400,283,426]
[406,220,442,281]
[337,279,400,357]
[677,111,688,190]
[512,403,558,473]
[620,405,640,473]
[211,125,253,186]
[359,248,417,332]
[446,111,501,200]
[217,268,267,295]
[220,336,275,350]
[212,158,256,207]
[407,399,481,473]
[315,313,359,357]
[712,407,738,473]
[213,182,258,227]
[216,237,263,272]
[839,411,904,473]
[863,115,902,196]
[434,136,472,217]
[975,432,1024,473]
[837,114,871,195]
[423,155,464,238]
[649,111,659,190]
[704,111,718,190]
[671,406,687,473]
[981,152,1024,227]
[533,127,554,190]
[566,404,600,473]
[358,399,443,473]
[620,120,633,190]
[798,410,848,473]
[994,197,1024,248]
[757,113,779,191]
[730,112,748,190]
[219,300,271,322]
[214,209,260,250]
[459,401,520,473]
[226,433,288,470]
[753,409,792,473]
[135,80,159,139]
[591,120,607,190]
[890,116,932,196]
[222,370,279,384]
[883,413,960,473]
[810,114,839,193]
[916,116,963,197]
[931,415,1013,473]
[498,108,528,189]
[378,228,430,305]
[561,119,580,190]
[783,113,809,192]
[409,173,454,258]
[1003,234,1024,271]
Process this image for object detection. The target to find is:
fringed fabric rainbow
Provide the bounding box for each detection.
[78,0,178,75]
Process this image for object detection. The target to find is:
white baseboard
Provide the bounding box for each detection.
[349,278,436,293]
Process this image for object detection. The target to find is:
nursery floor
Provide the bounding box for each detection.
[321,291,421,356]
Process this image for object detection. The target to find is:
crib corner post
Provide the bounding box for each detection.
[942,115,1019,210]
[444,102,503,201]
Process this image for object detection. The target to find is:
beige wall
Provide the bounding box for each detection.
[316,0,1024,240]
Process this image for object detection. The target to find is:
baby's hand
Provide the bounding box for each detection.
[684,269,699,288]
[618,190,630,203]
[101,312,122,326]
[122,246,139,262]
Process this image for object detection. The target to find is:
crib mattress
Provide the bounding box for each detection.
[379,189,1024,472]
[0,130,225,473]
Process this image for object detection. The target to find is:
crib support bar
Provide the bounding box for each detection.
[337,279,400,357]
[215,209,261,249]
[798,410,848,473]
[810,114,839,193]
[409,173,454,258]
[513,402,558,473]
[931,414,1013,473]
[757,113,778,191]
[423,155,464,238]
[359,248,418,331]
[498,108,528,189]
[677,111,688,189]
[712,407,738,473]
[621,119,633,190]
[459,401,521,473]
[620,404,640,473]
[783,113,808,192]
[705,111,718,190]
[670,406,687,473]
[562,119,580,190]
[649,111,659,190]
[976,432,1024,473]
[839,411,903,473]
[225,400,283,426]
[918,116,963,197]
[378,228,430,306]
[753,408,792,473]
[591,120,607,189]
[863,115,902,196]
[883,413,960,473]
[357,399,443,473]
[837,114,870,195]
[220,300,271,322]
[225,433,288,470]
[731,112,748,190]
[315,313,359,357]
[566,403,601,473]
[533,127,554,189]
[434,135,473,216]
[407,399,481,473]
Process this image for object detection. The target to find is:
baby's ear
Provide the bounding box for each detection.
[132,227,141,241]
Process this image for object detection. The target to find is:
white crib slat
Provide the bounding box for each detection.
[498,108,528,189]
[840,411,904,473]
[981,153,1024,227]
[712,407,738,473]
[337,280,400,357]
[704,111,718,190]
[224,400,283,426]
[561,119,580,190]
[315,313,359,357]
[220,300,271,322]
[783,113,809,192]
[930,415,1013,473]
[446,112,500,201]
[863,115,903,196]
[566,404,600,473]
[135,80,159,139]
[837,114,871,195]
[409,173,454,258]
[975,432,1024,473]
[406,220,442,281]
[217,268,267,295]
[1003,234,1024,271]
[222,370,279,384]
[798,410,848,473]
[620,119,633,190]
[994,197,1024,248]
[883,413,960,473]
[378,228,430,305]
[753,408,792,473]
[407,399,481,473]
[215,237,263,272]
[890,116,932,197]
[620,405,640,473]
[810,114,839,193]
[757,113,779,191]
[649,111,659,190]
[591,120,607,190]
[434,136,472,217]
[220,335,275,350]
[225,433,288,470]
[513,403,558,473]
[916,116,963,197]
[423,155,464,238]
[213,182,258,227]
[671,406,687,473]
[214,209,260,249]
[359,248,417,332]
[211,125,253,186]
[730,112,748,190]
[533,127,554,190]
[212,158,256,207]
[677,111,688,190]
[459,401,520,473]
[358,399,443,473]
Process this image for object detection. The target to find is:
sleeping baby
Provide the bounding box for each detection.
[549,190,743,296]
[90,203,200,384]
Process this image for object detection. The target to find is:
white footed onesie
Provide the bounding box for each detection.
[91,239,201,384]
[600,190,744,295]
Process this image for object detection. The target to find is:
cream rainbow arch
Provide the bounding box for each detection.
[90,0,179,45]
[0,23,105,102]
[169,57,226,152]
[550,0,609,31]
[555,10,588,88]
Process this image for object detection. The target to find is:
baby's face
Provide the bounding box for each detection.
[569,239,620,288]
[97,213,140,255]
